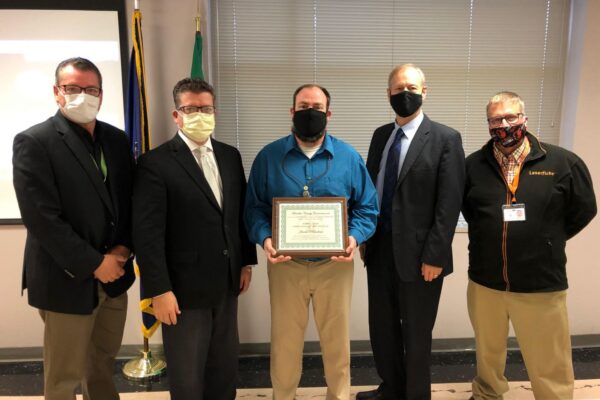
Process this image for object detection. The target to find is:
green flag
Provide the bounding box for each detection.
[191,30,204,79]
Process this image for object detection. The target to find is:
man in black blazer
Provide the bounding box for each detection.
[358,64,466,400]
[12,57,134,400]
[133,78,257,400]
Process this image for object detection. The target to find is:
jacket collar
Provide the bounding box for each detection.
[53,111,115,217]
[169,133,223,212]
[484,131,546,167]
[283,133,335,158]
[396,114,431,186]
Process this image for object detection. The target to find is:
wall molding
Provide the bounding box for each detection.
[1,334,599,362]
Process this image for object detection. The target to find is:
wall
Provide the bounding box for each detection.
[1,0,598,351]
[559,0,600,336]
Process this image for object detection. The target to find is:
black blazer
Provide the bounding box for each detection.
[132,134,257,309]
[13,112,135,314]
[364,114,466,281]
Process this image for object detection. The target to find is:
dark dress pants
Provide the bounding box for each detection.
[162,293,239,400]
[366,232,443,400]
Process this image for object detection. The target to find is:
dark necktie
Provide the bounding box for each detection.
[380,129,404,232]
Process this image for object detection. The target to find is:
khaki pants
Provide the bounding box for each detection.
[467,280,574,400]
[39,285,128,400]
[268,258,354,400]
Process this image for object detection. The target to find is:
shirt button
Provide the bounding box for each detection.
[222,250,229,256]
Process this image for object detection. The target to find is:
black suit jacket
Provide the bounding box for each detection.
[364,114,465,281]
[132,134,257,309]
[13,111,135,314]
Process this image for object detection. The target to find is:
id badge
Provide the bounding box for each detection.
[502,203,526,222]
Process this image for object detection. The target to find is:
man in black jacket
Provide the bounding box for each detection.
[463,91,597,400]
[133,78,257,400]
[12,57,135,400]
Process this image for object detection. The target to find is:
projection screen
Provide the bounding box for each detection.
[0,1,127,223]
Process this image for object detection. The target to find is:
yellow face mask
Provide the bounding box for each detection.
[181,112,215,142]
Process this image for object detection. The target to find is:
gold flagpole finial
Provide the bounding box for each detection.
[196,0,201,32]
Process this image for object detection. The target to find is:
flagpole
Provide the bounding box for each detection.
[191,0,205,80]
[122,1,166,381]
[195,0,201,33]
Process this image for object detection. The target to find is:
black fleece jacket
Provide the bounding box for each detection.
[463,133,596,293]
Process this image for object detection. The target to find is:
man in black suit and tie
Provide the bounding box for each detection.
[12,57,135,400]
[133,78,257,400]
[357,64,466,400]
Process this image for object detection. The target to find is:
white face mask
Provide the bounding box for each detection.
[61,93,100,124]
[180,112,215,142]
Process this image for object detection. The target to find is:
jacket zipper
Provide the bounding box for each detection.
[496,170,512,291]
[501,191,511,291]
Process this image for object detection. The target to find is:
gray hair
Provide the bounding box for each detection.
[387,64,426,88]
[486,91,525,116]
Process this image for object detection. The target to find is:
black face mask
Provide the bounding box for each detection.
[489,124,526,148]
[292,108,327,142]
[390,91,423,117]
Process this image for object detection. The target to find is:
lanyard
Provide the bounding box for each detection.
[506,164,521,203]
[281,152,331,197]
[91,148,107,182]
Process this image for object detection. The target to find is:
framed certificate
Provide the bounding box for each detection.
[272,197,348,257]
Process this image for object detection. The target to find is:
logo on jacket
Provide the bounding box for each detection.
[528,170,555,176]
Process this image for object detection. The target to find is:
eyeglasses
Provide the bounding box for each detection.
[178,105,215,115]
[487,113,523,127]
[58,85,102,97]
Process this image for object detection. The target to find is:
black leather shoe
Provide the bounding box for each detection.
[356,388,384,400]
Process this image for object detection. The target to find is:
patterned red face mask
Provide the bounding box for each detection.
[489,124,526,148]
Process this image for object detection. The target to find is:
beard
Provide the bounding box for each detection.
[291,125,326,143]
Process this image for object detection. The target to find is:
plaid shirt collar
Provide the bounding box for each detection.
[493,137,530,185]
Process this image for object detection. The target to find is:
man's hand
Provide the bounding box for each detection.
[94,254,126,283]
[107,245,131,267]
[421,263,443,282]
[331,236,357,262]
[152,291,181,325]
[240,266,252,294]
[263,238,292,264]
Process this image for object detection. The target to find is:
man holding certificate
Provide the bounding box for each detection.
[245,84,378,400]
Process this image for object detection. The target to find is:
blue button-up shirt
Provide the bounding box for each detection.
[245,133,379,248]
